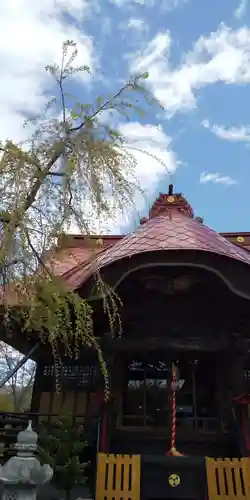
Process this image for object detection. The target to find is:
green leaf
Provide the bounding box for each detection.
[83,65,91,74]
[71,111,78,119]
[109,130,122,142]
[67,157,76,172]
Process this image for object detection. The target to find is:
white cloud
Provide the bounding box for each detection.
[109,0,153,6]
[118,17,148,40]
[114,121,180,229]
[131,31,172,75]
[95,114,180,195]
[0,0,96,143]
[68,121,180,234]
[129,24,250,116]
[201,119,250,142]
[127,18,148,31]
[0,1,181,237]
[235,0,248,18]
[200,172,238,186]
[160,0,188,11]
[109,0,187,9]
[119,122,179,188]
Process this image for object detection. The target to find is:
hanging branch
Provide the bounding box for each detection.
[0,40,163,391]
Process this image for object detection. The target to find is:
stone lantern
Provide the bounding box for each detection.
[0,420,53,500]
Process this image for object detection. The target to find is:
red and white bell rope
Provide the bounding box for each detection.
[166,363,184,457]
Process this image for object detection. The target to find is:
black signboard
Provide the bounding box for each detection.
[42,362,98,391]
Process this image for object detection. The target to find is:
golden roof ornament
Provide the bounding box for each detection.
[96,238,103,246]
[167,196,175,203]
[148,184,194,219]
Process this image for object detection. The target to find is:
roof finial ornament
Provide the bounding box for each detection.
[168,184,174,196]
[148,185,194,219]
[195,216,204,224]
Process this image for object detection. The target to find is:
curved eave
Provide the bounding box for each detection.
[62,247,250,291]
[62,213,250,290]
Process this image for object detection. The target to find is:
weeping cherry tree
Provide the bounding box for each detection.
[0,40,161,390]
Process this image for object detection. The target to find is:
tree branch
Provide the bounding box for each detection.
[69,83,131,133]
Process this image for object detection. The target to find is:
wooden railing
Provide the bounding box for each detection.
[96,453,141,500]
[96,454,250,500]
[206,457,250,499]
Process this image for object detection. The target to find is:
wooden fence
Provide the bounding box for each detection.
[96,453,250,500]
[206,457,250,499]
[96,453,141,500]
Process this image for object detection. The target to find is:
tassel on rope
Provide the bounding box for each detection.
[166,362,184,457]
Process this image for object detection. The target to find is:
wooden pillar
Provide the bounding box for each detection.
[230,350,247,398]
[99,402,109,452]
[215,346,247,432]
[216,354,229,429]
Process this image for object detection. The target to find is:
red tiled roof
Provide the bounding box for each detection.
[61,191,250,290]
[45,236,122,277]
[2,189,250,304]
[48,247,94,276]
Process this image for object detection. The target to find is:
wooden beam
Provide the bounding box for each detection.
[99,335,228,352]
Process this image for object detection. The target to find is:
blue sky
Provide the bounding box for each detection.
[1,0,250,233]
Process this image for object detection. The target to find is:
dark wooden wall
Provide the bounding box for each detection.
[31,358,103,420]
